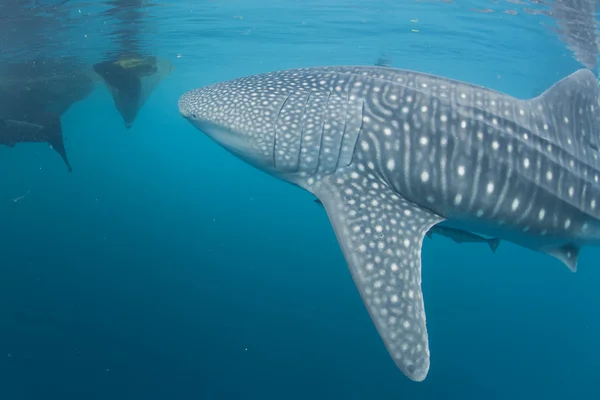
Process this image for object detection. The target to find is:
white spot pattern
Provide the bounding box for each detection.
[179,65,600,382]
[314,167,443,382]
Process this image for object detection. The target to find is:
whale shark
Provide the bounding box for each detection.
[0,59,95,121]
[179,65,600,381]
[314,197,501,252]
[0,116,72,172]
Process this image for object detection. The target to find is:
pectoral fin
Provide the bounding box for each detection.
[313,166,444,382]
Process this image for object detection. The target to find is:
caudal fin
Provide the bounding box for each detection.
[42,118,72,172]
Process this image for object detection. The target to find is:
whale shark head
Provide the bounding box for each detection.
[179,74,293,176]
[179,68,366,185]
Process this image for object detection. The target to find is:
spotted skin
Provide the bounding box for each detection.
[179,66,600,381]
[315,198,502,252]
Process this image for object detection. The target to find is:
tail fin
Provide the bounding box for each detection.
[487,238,500,253]
[42,117,72,172]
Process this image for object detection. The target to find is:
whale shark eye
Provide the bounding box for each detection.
[192,113,197,119]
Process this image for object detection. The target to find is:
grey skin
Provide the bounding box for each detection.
[314,198,500,252]
[0,59,95,122]
[179,65,600,382]
[0,117,72,172]
[551,0,599,70]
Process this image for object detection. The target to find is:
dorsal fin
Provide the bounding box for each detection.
[529,69,600,151]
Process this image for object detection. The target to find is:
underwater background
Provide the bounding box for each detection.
[1,1,600,399]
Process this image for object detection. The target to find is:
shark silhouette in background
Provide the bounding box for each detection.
[0,59,95,122]
[0,117,72,172]
[179,65,600,381]
[0,59,95,172]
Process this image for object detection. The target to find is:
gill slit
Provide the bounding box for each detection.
[314,91,333,174]
[295,91,313,173]
[273,93,292,169]
[333,90,350,172]
[349,101,365,165]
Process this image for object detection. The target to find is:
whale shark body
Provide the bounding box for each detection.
[0,117,72,172]
[179,65,600,381]
[314,197,501,252]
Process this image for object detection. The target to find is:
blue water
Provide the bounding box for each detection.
[1,1,599,399]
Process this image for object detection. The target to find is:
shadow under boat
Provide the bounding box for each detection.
[93,54,174,129]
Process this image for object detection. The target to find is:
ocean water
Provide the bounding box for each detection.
[1,1,599,399]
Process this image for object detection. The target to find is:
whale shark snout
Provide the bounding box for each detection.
[178,91,196,120]
[179,78,299,175]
